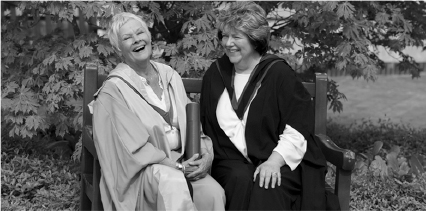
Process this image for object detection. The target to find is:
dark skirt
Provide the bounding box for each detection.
[211,159,302,211]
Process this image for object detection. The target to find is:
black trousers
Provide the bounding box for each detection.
[211,159,302,211]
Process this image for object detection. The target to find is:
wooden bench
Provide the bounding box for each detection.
[80,64,356,210]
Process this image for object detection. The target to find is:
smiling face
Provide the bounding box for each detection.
[117,19,152,66]
[221,30,259,67]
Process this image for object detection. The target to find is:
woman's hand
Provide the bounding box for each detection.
[184,152,213,181]
[253,152,286,189]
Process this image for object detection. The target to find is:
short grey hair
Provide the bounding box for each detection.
[107,12,151,52]
[217,2,270,55]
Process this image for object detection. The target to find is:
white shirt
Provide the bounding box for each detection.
[139,75,181,150]
[216,73,307,170]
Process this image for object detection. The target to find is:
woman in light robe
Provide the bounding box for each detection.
[91,12,225,211]
[200,2,340,210]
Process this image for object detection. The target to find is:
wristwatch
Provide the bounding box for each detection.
[175,162,183,171]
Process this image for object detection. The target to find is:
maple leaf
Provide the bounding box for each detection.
[55,57,73,71]
[42,54,57,66]
[337,2,355,20]
[73,39,86,50]
[97,44,114,57]
[72,71,84,86]
[343,24,360,40]
[55,122,69,137]
[7,114,24,124]
[1,98,14,110]
[292,2,304,11]
[194,15,211,32]
[322,1,338,12]
[9,125,20,137]
[164,44,179,56]
[336,42,352,57]
[375,12,389,25]
[22,77,35,87]
[58,6,74,22]
[198,41,214,56]
[181,21,192,33]
[183,36,198,49]
[363,64,378,81]
[3,82,19,95]
[25,115,41,130]
[60,83,74,97]
[335,59,347,71]
[14,86,40,114]
[198,32,211,42]
[63,45,74,56]
[78,46,93,59]
[148,2,165,26]
[354,53,368,66]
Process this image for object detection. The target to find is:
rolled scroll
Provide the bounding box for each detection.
[184,102,201,160]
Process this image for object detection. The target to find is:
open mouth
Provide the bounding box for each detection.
[133,45,146,52]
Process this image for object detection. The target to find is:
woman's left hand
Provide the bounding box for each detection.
[253,152,285,189]
[185,152,213,181]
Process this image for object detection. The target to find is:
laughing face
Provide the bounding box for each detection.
[117,19,152,66]
[221,30,258,66]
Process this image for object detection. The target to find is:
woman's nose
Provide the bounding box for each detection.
[133,34,141,44]
[224,37,234,46]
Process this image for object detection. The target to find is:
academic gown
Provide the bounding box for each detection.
[92,62,225,211]
[200,54,340,210]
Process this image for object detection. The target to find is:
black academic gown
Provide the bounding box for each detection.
[200,54,340,210]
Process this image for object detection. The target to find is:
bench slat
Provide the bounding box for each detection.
[82,126,98,160]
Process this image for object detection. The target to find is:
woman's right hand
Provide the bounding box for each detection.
[182,154,199,176]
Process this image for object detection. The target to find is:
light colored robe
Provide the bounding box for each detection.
[91,62,224,211]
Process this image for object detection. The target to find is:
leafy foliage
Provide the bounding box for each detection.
[1,138,80,210]
[1,1,425,148]
[273,1,425,79]
[325,118,426,210]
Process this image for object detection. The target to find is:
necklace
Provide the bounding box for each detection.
[142,64,159,85]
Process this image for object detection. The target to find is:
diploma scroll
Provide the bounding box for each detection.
[184,102,201,160]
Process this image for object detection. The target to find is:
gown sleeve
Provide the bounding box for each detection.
[92,84,168,201]
[271,63,314,170]
[273,125,307,170]
[276,63,314,142]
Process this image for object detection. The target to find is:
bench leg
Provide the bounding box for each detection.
[80,148,92,211]
[335,169,352,211]
[92,159,103,211]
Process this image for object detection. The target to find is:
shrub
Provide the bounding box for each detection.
[1,138,80,211]
[326,118,426,157]
[351,172,425,210]
[326,119,426,210]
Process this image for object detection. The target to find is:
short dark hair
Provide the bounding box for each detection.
[217,2,270,55]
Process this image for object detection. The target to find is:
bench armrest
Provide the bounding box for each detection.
[315,134,355,171]
[82,126,97,160]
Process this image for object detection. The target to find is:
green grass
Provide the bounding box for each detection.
[328,73,426,130]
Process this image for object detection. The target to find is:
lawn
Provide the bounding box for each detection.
[327,72,426,129]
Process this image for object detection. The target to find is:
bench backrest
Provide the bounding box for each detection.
[176,75,328,135]
[84,68,328,134]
